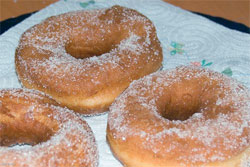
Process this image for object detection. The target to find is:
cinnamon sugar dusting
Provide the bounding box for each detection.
[15,6,162,96]
[108,66,250,165]
[0,89,98,167]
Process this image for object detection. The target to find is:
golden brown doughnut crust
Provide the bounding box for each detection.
[0,89,98,167]
[107,66,250,167]
[15,5,163,115]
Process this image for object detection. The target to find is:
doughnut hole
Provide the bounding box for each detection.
[65,27,127,59]
[0,100,59,147]
[162,78,220,121]
[65,38,114,59]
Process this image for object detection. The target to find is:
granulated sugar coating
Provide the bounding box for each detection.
[107,66,250,167]
[0,89,98,167]
[15,5,163,115]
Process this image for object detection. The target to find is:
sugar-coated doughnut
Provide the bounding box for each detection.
[15,5,163,115]
[107,66,250,167]
[0,89,98,167]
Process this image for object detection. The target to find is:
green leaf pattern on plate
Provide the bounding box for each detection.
[170,41,184,55]
[169,41,233,77]
[221,67,233,76]
[201,59,213,67]
[80,0,95,8]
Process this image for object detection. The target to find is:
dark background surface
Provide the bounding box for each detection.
[1,11,249,35]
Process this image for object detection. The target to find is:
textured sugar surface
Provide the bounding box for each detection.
[0,88,52,99]
[108,66,250,164]
[0,89,98,167]
[16,6,160,93]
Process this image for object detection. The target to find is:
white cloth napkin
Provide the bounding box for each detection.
[0,0,249,166]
